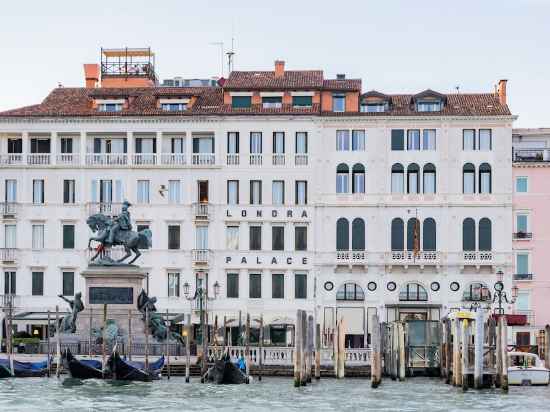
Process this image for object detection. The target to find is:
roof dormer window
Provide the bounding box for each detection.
[362,102,388,113]
[360,91,390,113]
[96,99,125,112]
[412,90,446,112]
[230,92,253,109]
[159,98,189,112]
[333,94,346,112]
[291,92,314,108]
[416,100,441,112]
[262,96,282,109]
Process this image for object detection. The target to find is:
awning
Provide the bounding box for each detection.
[492,314,527,326]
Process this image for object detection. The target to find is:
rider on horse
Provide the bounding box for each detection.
[107,200,132,244]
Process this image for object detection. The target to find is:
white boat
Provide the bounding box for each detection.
[507,351,550,386]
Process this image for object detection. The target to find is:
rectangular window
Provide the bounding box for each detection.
[516,253,529,274]
[249,273,262,298]
[227,273,239,298]
[232,95,251,108]
[352,130,365,151]
[515,177,528,193]
[62,271,74,296]
[195,226,208,249]
[417,100,441,112]
[423,171,436,194]
[250,132,262,154]
[272,274,284,299]
[272,132,285,154]
[249,226,262,250]
[295,181,307,205]
[137,180,150,204]
[32,224,44,249]
[250,180,262,205]
[295,132,308,154]
[32,271,44,296]
[272,180,285,205]
[60,138,73,154]
[7,139,22,154]
[227,132,240,154]
[161,103,186,112]
[63,180,75,204]
[33,179,44,204]
[336,172,349,194]
[478,129,492,151]
[463,170,475,194]
[333,94,346,112]
[226,226,239,250]
[192,136,214,153]
[62,224,75,249]
[5,179,17,202]
[292,95,312,107]
[272,226,284,251]
[295,226,307,251]
[336,130,350,151]
[168,180,181,204]
[516,214,528,233]
[227,180,239,205]
[516,292,530,311]
[30,138,51,153]
[391,130,404,151]
[168,272,180,297]
[391,170,404,194]
[422,130,436,150]
[407,130,420,150]
[262,96,282,108]
[295,274,307,299]
[171,137,185,154]
[4,271,16,295]
[168,225,180,250]
[4,225,16,248]
[463,129,475,150]
[98,103,122,112]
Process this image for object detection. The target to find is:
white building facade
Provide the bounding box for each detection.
[0,61,515,347]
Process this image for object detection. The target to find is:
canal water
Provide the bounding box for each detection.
[1,376,549,411]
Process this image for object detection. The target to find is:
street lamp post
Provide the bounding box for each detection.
[183,273,220,380]
[493,270,518,315]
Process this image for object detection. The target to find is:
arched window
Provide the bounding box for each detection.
[391,163,404,194]
[351,218,365,251]
[336,218,349,251]
[479,163,492,194]
[407,163,420,194]
[399,282,428,301]
[463,282,491,302]
[463,218,476,251]
[407,218,421,251]
[336,282,365,301]
[423,163,436,194]
[336,163,349,193]
[423,218,436,251]
[478,218,492,251]
[352,164,365,194]
[391,218,404,251]
[463,163,475,194]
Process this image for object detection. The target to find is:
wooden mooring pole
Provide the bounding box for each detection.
[294,309,303,387]
[315,322,321,380]
[185,313,191,383]
[371,314,381,388]
[306,314,313,383]
[500,316,508,392]
[89,307,93,358]
[55,305,61,378]
[398,322,405,381]
[445,319,452,384]
[258,314,263,381]
[46,310,51,377]
[245,313,250,382]
[166,309,170,379]
[461,319,469,391]
[337,317,345,379]
[495,316,502,388]
[452,319,459,386]
[102,303,107,379]
[300,310,307,385]
[544,325,550,370]
[474,309,484,389]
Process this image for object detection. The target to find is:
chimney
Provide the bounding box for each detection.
[274,60,285,78]
[84,64,100,88]
[497,79,508,105]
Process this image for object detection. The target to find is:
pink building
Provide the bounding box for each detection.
[512,128,550,348]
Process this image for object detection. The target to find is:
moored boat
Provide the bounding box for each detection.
[0,358,50,378]
[508,351,550,386]
[204,359,250,384]
[61,349,108,380]
[108,351,164,382]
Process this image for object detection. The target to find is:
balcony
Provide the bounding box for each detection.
[0,248,17,263]
[513,232,532,240]
[132,153,157,166]
[27,154,51,165]
[193,202,210,220]
[386,250,441,269]
[249,154,263,166]
[513,148,550,162]
[56,154,80,165]
[0,202,17,217]
[86,153,128,166]
[161,153,187,166]
[192,153,215,166]
[0,154,24,165]
[88,202,123,217]
[335,250,368,266]
[192,249,210,265]
[272,154,286,166]
[513,273,533,281]
[0,294,19,309]
[226,154,240,166]
[295,154,308,166]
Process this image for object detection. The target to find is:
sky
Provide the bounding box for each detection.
[0,0,548,127]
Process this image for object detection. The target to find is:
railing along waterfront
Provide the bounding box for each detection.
[86,153,128,166]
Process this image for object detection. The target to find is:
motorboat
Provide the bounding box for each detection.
[508,351,550,386]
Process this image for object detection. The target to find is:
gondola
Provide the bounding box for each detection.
[108,351,164,382]
[61,349,108,380]
[204,359,250,384]
[0,358,50,378]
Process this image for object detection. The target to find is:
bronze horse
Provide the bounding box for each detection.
[87,213,151,265]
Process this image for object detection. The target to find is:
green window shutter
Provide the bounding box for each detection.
[232,96,252,108]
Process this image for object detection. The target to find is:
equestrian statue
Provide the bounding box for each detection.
[87,200,152,265]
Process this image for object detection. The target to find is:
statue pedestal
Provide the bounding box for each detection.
[76,265,148,339]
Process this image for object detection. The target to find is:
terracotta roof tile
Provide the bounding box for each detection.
[224,70,323,90]
[323,79,361,91]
